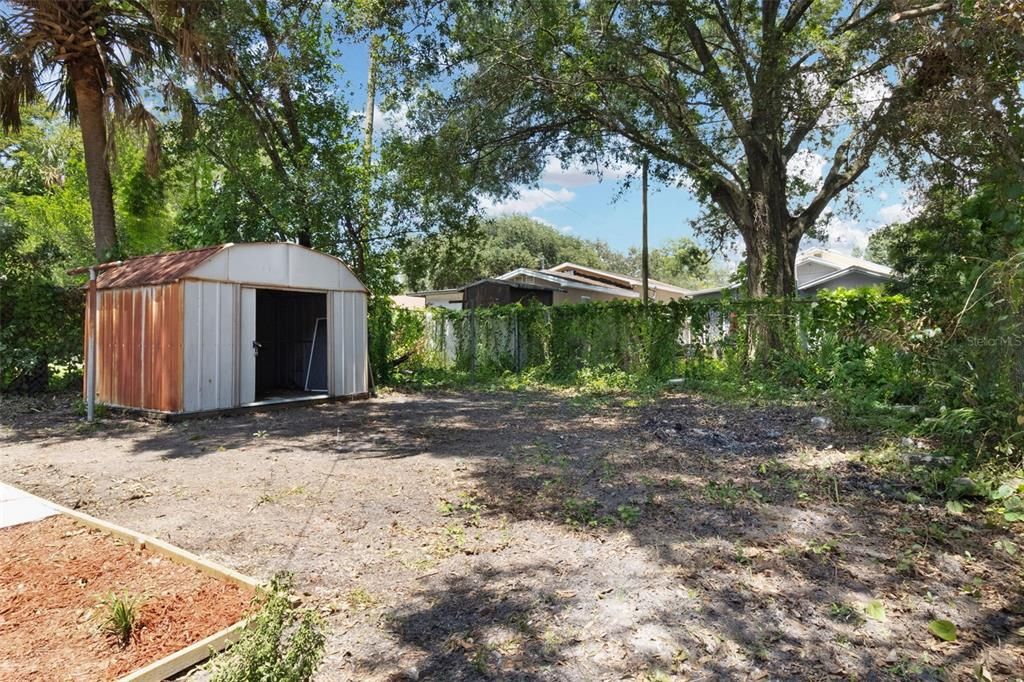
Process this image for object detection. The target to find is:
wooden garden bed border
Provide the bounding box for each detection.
[7,484,261,682]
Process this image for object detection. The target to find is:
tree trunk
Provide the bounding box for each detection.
[70,61,118,260]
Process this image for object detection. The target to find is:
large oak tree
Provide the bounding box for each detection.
[408,0,969,297]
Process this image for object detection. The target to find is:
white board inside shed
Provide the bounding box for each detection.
[240,287,256,405]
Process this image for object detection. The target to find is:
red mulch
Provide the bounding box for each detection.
[0,515,252,680]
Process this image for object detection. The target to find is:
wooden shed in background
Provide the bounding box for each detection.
[83,242,369,416]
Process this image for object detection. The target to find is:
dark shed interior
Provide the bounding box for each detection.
[255,289,327,399]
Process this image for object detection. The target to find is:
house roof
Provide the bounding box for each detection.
[92,245,227,289]
[796,248,892,277]
[407,287,464,297]
[797,265,891,291]
[691,249,892,298]
[497,267,641,298]
[546,262,693,295]
[463,278,564,292]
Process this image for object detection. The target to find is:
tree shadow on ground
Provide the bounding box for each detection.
[362,563,570,681]
[446,393,1024,678]
[4,388,1021,679]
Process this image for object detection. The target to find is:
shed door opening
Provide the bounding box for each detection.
[251,289,328,402]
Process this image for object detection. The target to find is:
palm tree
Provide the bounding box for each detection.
[0,1,184,259]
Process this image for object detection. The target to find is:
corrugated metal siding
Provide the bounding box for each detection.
[183,280,238,412]
[330,291,368,396]
[89,283,184,412]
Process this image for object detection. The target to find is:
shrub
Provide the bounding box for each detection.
[208,573,325,682]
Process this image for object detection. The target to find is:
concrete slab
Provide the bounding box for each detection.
[0,483,57,528]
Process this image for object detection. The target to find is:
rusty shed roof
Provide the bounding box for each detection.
[93,246,227,289]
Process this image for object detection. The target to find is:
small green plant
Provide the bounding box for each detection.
[616,504,641,525]
[97,592,145,647]
[827,601,862,624]
[73,398,108,419]
[345,587,378,610]
[807,538,838,556]
[703,480,743,507]
[208,573,326,682]
[437,491,486,525]
[562,497,599,528]
[252,429,268,439]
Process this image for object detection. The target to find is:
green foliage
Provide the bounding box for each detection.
[208,573,325,682]
[406,291,916,399]
[882,185,1024,468]
[0,105,180,391]
[96,592,145,647]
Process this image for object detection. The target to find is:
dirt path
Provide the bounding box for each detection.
[2,390,1021,680]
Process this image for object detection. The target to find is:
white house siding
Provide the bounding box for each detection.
[182,280,239,412]
[796,261,834,283]
[551,288,629,305]
[803,270,889,294]
[330,291,369,396]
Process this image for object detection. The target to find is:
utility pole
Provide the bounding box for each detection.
[356,33,381,279]
[641,156,650,304]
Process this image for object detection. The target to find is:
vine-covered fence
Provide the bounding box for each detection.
[400,289,914,382]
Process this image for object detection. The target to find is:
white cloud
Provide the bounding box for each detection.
[877,201,921,225]
[351,103,411,135]
[787,148,827,186]
[824,219,872,253]
[807,207,872,254]
[480,187,576,215]
[532,216,574,233]
[805,71,892,127]
[540,156,633,188]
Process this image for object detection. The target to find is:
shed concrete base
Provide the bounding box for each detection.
[100,392,371,422]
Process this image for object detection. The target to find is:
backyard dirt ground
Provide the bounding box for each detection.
[2,389,1022,681]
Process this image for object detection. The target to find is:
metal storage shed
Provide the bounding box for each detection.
[81,242,369,416]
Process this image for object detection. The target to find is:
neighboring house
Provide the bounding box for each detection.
[410,262,691,310]
[390,294,426,309]
[408,287,465,310]
[405,250,888,309]
[690,248,893,299]
[498,262,692,305]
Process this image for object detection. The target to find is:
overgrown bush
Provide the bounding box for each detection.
[0,234,83,393]
[882,185,1024,471]
[395,291,917,404]
[208,573,325,682]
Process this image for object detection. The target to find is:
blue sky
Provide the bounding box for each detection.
[337,37,919,259]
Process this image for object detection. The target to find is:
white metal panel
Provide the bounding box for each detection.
[330,291,344,396]
[329,291,369,396]
[183,281,239,412]
[354,293,368,393]
[188,243,366,292]
[239,287,256,404]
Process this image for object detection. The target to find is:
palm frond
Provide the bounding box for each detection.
[127,103,160,176]
[0,48,40,132]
